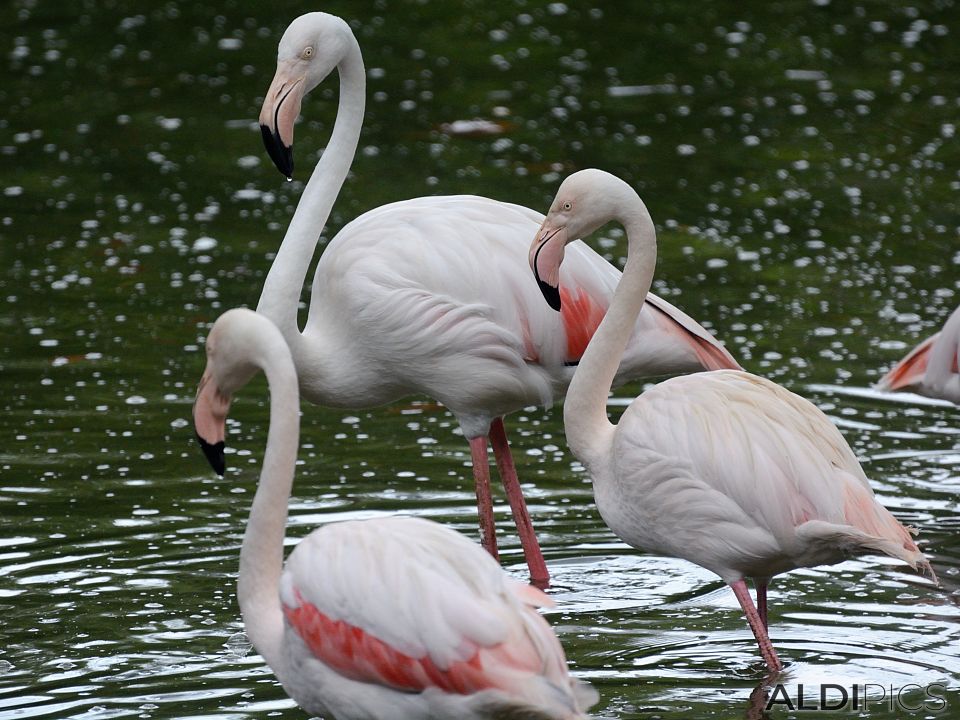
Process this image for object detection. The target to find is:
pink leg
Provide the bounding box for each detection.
[756,579,768,630]
[468,435,498,561]
[489,418,550,587]
[730,579,782,672]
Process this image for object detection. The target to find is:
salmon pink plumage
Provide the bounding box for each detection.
[252,12,740,586]
[192,308,597,720]
[529,169,937,672]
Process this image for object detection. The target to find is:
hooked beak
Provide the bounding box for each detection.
[529,223,567,312]
[193,370,231,476]
[259,62,306,179]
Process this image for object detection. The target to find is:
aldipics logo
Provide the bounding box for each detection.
[765,683,948,713]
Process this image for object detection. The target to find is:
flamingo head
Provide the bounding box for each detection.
[529,169,639,311]
[259,12,355,178]
[192,309,275,475]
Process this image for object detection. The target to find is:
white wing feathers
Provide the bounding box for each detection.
[282,516,541,667]
[612,370,928,580]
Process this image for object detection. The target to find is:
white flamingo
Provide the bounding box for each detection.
[876,305,960,403]
[192,308,598,720]
[528,169,937,671]
[253,12,740,586]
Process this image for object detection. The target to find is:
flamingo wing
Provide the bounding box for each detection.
[876,306,960,403]
[280,517,582,705]
[876,332,939,392]
[610,370,929,580]
[304,195,738,416]
[640,292,742,371]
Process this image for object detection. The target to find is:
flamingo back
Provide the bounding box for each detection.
[605,370,931,582]
[297,194,738,431]
[279,516,595,718]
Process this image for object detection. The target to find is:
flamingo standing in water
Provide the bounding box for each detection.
[193,308,597,720]
[876,305,960,403]
[528,169,937,671]
[253,12,740,586]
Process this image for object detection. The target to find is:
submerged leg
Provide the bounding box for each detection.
[489,418,550,587]
[730,579,782,672]
[468,435,498,561]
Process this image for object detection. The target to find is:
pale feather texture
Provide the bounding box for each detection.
[536,169,936,669]
[194,309,596,720]
[876,304,960,403]
[255,11,738,586]
[279,516,597,719]
[255,13,739,442]
[296,194,738,438]
[601,370,934,584]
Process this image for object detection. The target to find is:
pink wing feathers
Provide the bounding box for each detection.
[559,286,607,363]
[642,293,742,371]
[876,333,940,392]
[876,306,960,402]
[555,241,740,372]
[614,371,932,581]
[282,589,543,694]
[279,517,588,708]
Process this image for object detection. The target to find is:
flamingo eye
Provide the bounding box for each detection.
[303,46,314,59]
[562,201,572,211]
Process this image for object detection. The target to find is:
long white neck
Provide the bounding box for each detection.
[256,35,366,341]
[563,205,658,472]
[236,350,301,670]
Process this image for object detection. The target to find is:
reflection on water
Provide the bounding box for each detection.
[2,0,959,717]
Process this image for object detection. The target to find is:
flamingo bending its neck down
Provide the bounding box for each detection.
[192,308,597,720]
[528,169,937,672]
[875,305,960,403]
[253,12,740,586]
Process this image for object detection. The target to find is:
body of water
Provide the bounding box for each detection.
[1,1,957,718]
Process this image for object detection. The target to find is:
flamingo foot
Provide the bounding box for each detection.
[468,435,498,561]
[731,579,782,672]
[489,418,550,588]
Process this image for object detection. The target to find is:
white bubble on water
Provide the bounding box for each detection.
[191,236,217,252]
[155,117,182,130]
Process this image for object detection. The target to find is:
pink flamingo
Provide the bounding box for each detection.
[193,308,598,719]
[253,12,740,586]
[876,305,960,403]
[528,169,937,671]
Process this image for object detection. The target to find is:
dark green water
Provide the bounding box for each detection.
[1,0,958,718]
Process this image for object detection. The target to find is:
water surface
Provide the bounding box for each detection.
[1,1,958,718]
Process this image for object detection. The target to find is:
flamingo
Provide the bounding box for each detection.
[527,169,937,671]
[192,308,598,720]
[253,11,740,586]
[875,305,960,403]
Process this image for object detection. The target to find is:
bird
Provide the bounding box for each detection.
[253,11,741,586]
[875,305,960,403]
[192,308,598,720]
[527,168,937,672]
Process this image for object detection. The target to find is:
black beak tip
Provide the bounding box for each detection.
[196,432,226,476]
[260,124,294,179]
[537,279,562,312]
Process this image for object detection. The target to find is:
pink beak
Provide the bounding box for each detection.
[529,223,567,311]
[258,62,306,179]
[193,370,232,475]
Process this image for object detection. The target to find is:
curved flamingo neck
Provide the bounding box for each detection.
[257,33,366,342]
[563,204,658,473]
[926,305,960,388]
[236,345,301,670]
